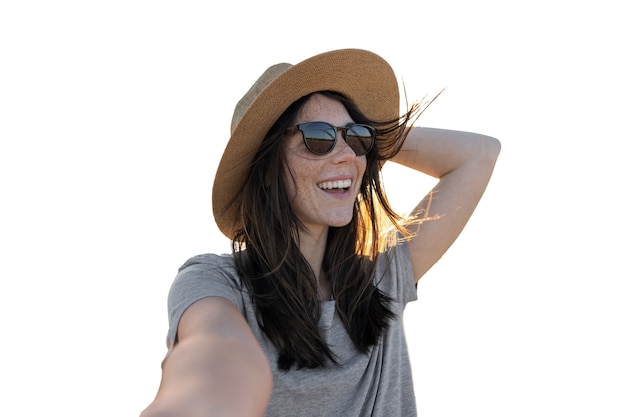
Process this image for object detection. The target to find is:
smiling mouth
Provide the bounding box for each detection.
[318,179,352,191]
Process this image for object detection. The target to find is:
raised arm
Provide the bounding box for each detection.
[391,127,501,282]
[140,297,272,417]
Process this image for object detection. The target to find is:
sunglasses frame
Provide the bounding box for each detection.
[284,121,376,156]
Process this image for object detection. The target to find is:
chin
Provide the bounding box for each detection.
[326,215,354,228]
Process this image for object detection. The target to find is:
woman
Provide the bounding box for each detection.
[141,49,501,417]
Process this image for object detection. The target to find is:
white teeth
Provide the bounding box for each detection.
[318,179,352,190]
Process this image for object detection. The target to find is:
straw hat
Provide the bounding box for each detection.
[212,48,400,239]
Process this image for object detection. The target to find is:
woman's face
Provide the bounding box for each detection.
[283,93,367,234]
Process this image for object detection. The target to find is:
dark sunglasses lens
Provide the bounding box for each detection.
[346,125,374,155]
[301,122,336,154]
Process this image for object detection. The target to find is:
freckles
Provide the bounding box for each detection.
[285,158,317,202]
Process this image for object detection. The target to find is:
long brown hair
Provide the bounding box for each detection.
[231,91,425,370]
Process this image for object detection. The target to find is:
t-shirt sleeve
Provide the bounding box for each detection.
[376,238,418,306]
[165,253,244,349]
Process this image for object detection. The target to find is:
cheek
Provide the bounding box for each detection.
[283,156,312,200]
[284,172,298,203]
[356,157,368,183]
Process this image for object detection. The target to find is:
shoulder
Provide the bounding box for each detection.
[168,252,245,322]
[174,253,241,286]
[179,252,236,272]
[166,252,248,348]
[375,239,417,304]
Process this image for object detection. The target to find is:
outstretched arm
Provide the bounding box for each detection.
[140,297,272,417]
[391,127,501,282]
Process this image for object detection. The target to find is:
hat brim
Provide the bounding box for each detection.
[212,48,400,239]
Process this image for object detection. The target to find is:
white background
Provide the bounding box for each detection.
[1,1,624,416]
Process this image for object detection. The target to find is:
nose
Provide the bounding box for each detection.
[330,133,357,162]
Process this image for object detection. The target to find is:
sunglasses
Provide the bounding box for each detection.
[284,121,376,156]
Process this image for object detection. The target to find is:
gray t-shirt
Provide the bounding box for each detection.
[166,241,418,417]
